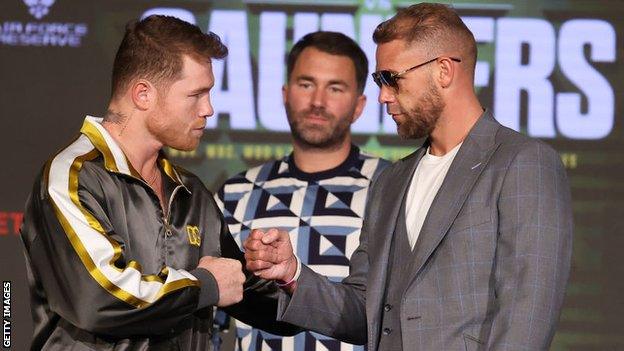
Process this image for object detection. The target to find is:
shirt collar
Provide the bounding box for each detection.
[286,144,361,182]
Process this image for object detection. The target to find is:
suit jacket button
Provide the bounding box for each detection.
[384,304,392,312]
[382,327,392,336]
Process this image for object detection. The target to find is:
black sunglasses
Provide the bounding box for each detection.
[372,56,462,89]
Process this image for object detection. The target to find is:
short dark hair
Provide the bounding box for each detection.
[373,3,477,76]
[287,31,368,94]
[111,15,228,99]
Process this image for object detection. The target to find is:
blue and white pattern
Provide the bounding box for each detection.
[215,146,389,351]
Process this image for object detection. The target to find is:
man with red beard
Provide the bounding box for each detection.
[20,15,298,350]
[215,31,389,350]
[243,3,573,350]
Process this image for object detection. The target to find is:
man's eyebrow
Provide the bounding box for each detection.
[295,75,316,82]
[327,79,348,87]
[189,86,212,94]
[296,76,349,87]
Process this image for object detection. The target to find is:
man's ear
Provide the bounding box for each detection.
[351,94,367,124]
[436,57,456,89]
[282,84,288,105]
[130,79,155,110]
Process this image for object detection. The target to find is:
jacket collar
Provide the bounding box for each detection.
[80,116,190,192]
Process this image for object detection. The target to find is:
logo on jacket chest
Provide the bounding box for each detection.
[186,225,201,247]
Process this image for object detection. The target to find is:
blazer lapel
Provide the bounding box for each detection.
[406,112,502,286]
[366,146,426,349]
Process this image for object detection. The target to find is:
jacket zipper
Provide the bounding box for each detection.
[134,174,183,239]
[163,185,182,238]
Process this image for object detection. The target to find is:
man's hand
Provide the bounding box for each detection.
[198,256,245,307]
[244,228,297,283]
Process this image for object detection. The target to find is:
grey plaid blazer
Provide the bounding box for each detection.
[276,111,573,351]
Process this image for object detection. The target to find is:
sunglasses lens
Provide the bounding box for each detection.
[380,71,395,88]
[372,72,383,88]
[372,71,396,88]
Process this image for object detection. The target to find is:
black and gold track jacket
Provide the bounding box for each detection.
[20,116,296,350]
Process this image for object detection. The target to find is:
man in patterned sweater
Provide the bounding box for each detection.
[215,31,390,351]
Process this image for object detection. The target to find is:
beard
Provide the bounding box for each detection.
[285,103,353,150]
[147,112,203,152]
[397,80,445,140]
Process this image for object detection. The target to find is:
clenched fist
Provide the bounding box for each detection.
[198,256,245,307]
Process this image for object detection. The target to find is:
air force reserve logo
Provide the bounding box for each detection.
[2,0,87,47]
[23,0,55,20]
[186,226,201,247]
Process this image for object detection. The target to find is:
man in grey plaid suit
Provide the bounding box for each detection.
[243,3,573,350]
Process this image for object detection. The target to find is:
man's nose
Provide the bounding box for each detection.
[378,84,396,105]
[200,96,214,118]
[311,88,326,108]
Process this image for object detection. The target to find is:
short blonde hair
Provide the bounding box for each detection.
[373,3,476,76]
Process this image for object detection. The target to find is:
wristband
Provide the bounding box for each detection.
[276,255,301,287]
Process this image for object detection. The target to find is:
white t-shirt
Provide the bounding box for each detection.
[405,142,462,249]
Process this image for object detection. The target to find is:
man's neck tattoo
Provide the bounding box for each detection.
[104,109,130,136]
